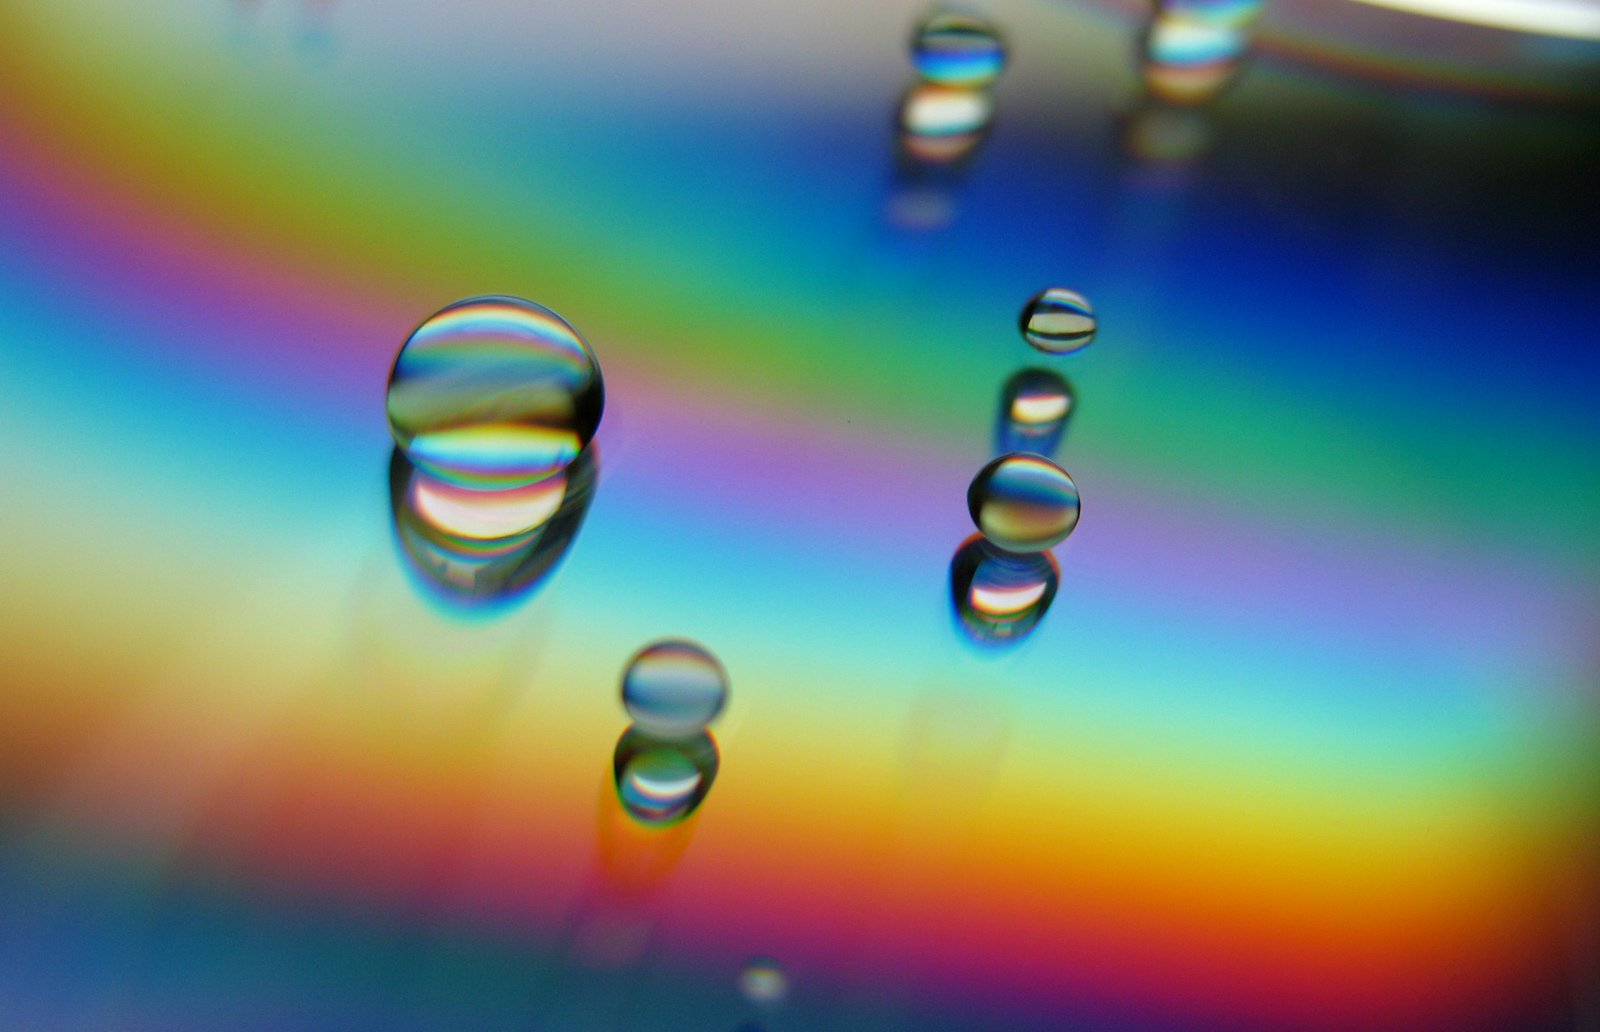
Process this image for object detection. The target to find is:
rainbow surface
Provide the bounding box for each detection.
[2,0,1598,1029]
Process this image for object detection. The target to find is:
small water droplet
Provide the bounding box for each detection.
[949,534,1060,645]
[621,640,729,738]
[968,453,1081,552]
[386,295,603,489]
[613,726,720,827]
[388,445,598,610]
[1020,288,1096,355]
[899,82,995,165]
[739,957,789,1007]
[911,12,1006,87]
[996,368,1074,458]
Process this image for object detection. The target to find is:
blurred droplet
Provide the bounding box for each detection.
[613,726,720,828]
[949,534,1060,646]
[968,453,1081,552]
[1141,0,1260,105]
[386,295,603,489]
[911,11,1006,86]
[899,82,994,163]
[739,956,790,1007]
[622,639,729,738]
[1020,288,1096,354]
[388,444,598,611]
[996,368,1074,458]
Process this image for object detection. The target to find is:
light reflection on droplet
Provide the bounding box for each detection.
[968,453,1081,553]
[621,639,729,739]
[949,534,1060,646]
[386,295,603,489]
[739,956,790,1007]
[613,726,720,828]
[996,368,1074,458]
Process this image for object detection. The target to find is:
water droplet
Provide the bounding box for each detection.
[1141,0,1259,105]
[910,12,1006,87]
[996,368,1074,458]
[389,444,598,611]
[968,453,1081,552]
[386,295,603,489]
[613,726,720,827]
[899,82,995,164]
[949,534,1060,646]
[1020,288,1096,355]
[739,957,789,1007]
[621,640,729,738]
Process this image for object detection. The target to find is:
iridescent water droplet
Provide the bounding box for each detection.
[1020,288,1096,355]
[386,295,603,489]
[949,534,1060,645]
[968,453,1080,552]
[996,368,1074,458]
[1141,0,1259,105]
[621,640,729,738]
[739,957,789,1007]
[910,12,1006,87]
[389,444,598,611]
[613,726,720,827]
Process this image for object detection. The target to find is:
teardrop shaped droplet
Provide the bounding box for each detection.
[949,534,1060,646]
[996,368,1074,458]
[1019,288,1096,355]
[910,12,1006,87]
[386,295,604,489]
[621,639,729,738]
[613,726,720,828]
[967,453,1081,552]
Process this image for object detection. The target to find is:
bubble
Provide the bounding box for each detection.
[949,534,1060,645]
[1019,288,1096,355]
[613,726,720,827]
[996,368,1074,458]
[910,12,1006,87]
[386,295,604,489]
[967,453,1080,552]
[388,444,598,611]
[621,640,729,738]
[739,957,789,1007]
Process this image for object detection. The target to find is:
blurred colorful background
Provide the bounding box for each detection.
[2,0,1597,1029]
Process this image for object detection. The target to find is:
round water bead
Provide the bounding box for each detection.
[621,639,729,738]
[911,12,1006,87]
[898,83,994,164]
[949,534,1060,646]
[968,453,1081,552]
[996,368,1073,458]
[739,957,790,1007]
[613,726,720,827]
[386,295,603,489]
[1019,288,1096,354]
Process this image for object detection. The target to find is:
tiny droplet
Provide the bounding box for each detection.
[1019,288,1096,355]
[967,453,1081,552]
[910,12,1006,87]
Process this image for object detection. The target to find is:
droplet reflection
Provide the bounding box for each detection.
[996,368,1074,458]
[386,295,604,489]
[968,452,1081,552]
[949,534,1060,647]
[613,726,720,828]
[1141,0,1260,106]
[388,444,597,611]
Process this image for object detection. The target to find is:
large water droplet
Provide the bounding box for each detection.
[386,295,603,489]
[739,957,789,1007]
[949,534,1060,646]
[1020,288,1096,355]
[910,12,1006,87]
[621,640,729,738]
[996,368,1074,458]
[613,726,720,828]
[968,453,1081,552]
[389,444,598,611]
